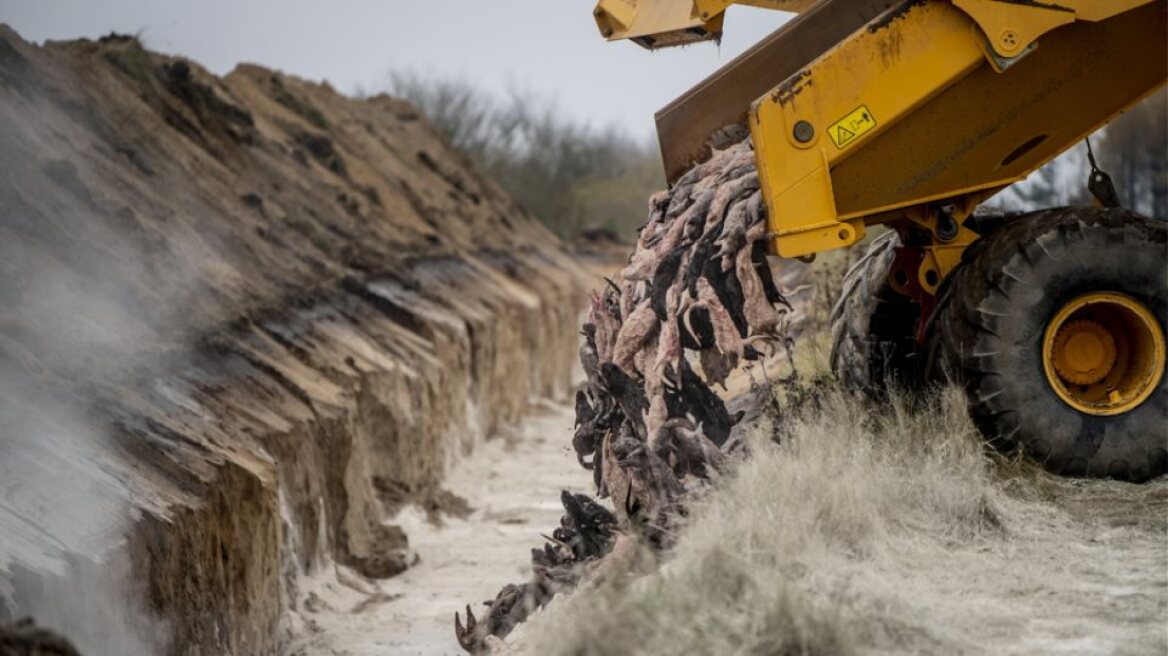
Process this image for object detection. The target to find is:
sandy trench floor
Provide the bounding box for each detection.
[285,390,1167,656]
[286,398,591,656]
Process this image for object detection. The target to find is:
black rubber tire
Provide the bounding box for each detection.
[927,207,1167,482]
[830,231,924,393]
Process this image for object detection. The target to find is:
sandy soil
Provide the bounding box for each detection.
[290,387,1167,656]
[912,477,1168,656]
[0,28,591,653]
[286,398,592,656]
[504,386,1168,656]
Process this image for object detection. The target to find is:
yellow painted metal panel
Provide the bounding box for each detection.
[597,0,1166,265]
[595,0,1153,49]
[596,0,820,48]
[594,0,712,45]
[831,2,1167,219]
[696,0,818,16]
[1068,0,1155,20]
[751,1,987,257]
[954,0,1075,57]
[654,0,901,182]
[615,1,700,38]
[749,0,1167,259]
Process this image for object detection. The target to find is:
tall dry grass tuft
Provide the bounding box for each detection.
[517,383,1016,656]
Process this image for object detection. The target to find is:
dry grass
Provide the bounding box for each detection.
[514,350,1168,655]
[515,379,1008,656]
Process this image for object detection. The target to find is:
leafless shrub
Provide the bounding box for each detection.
[1099,90,1167,217]
[994,91,1166,215]
[388,72,662,239]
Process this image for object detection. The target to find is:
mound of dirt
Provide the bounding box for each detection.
[0,27,590,655]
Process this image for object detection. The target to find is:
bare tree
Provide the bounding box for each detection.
[387,72,662,239]
[995,92,1167,216]
[1098,90,1167,218]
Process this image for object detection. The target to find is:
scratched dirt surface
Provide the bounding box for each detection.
[0,27,589,655]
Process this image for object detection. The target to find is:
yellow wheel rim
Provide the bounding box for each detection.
[1043,292,1165,416]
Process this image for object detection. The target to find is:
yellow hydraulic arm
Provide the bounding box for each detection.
[595,0,1167,293]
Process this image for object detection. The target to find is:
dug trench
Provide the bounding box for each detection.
[2,25,1163,656]
[0,28,592,654]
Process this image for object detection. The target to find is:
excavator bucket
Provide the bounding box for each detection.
[654,0,901,183]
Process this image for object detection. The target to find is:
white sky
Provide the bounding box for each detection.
[0,1,792,138]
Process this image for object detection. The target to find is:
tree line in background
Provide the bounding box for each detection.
[996,91,1167,217]
[388,72,663,241]
[1098,91,1167,218]
[390,75,1166,240]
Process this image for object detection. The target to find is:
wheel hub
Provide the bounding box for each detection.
[1052,319,1116,386]
[1043,292,1166,416]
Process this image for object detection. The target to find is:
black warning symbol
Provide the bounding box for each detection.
[829,104,877,149]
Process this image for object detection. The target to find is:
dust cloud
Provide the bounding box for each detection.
[0,128,217,656]
[0,236,210,654]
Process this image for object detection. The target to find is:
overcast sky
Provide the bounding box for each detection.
[0,1,791,138]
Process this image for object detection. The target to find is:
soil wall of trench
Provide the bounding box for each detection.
[0,28,591,655]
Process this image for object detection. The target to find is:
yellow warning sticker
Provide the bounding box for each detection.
[828,105,876,149]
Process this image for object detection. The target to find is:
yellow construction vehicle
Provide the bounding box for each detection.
[594,0,1168,481]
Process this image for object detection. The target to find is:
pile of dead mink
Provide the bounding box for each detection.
[456,141,796,653]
